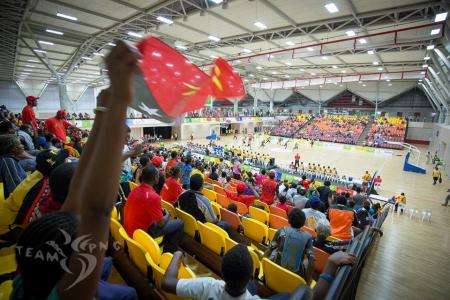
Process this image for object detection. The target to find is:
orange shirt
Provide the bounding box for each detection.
[261,178,277,205]
[328,205,356,240]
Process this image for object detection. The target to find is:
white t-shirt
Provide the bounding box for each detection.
[176,278,262,300]
[122,144,132,173]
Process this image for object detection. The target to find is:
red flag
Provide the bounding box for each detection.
[129,37,245,122]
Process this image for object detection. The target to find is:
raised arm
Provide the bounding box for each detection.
[57,41,140,300]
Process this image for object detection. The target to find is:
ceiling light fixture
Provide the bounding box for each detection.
[300,68,305,71]
[424,56,430,60]
[311,72,316,75]
[422,64,429,68]
[128,31,143,38]
[345,30,356,37]
[285,62,292,66]
[377,67,383,71]
[324,3,339,13]
[256,66,263,70]
[210,55,218,59]
[285,75,290,78]
[286,41,295,46]
[39,40,54,45]
[307,47,314,51]
[235,60,241,63]
[427,45,435,50]
[56,13,77,21]
[108,42,116,46]
[341,70,346,73]
[46,29,63,35]
[93,53,104,57]
[254,21,267,29]
[82,56,92,60]
[175,45,187,50]
[34,49,46,53]
[420,71,426,74]
[321,56,328,60]
[386,79,391,82]
[208,35,220,42]
[243,48,252,53]
[210,0,223,3]
[359,38,367,44]
[388,83,392,86]
[373,61,379,65]
[367,50,374,55]
[156,16,173,24]
[434,12,448,22]
[27,59,38,62]
[249,74,254,77]
[431,28,441,35]
[362,84,366,87]
[332,65,338,69]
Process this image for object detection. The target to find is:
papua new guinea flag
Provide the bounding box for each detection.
[129,37,245,123]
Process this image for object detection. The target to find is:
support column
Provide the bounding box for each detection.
[269,100,274,113]
[253,91,258,114]
[233,99,238,115]
[58,84,72,112]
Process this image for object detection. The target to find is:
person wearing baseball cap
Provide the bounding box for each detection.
[225,182,259,207]
[22,96,39,135]
[44,109,80,143]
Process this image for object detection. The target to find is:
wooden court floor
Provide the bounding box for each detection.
[173,135,450,300]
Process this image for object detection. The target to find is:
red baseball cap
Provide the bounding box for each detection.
[236,183,246,193]
[152,156,163,168]
[56,109,66,118]
[26,96,39,103]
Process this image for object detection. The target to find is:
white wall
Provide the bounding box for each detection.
[406,122,434,142]
[180,123,220,140]
[430,124,450,176]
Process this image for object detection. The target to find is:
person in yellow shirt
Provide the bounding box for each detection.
[362,171,371,187]
[190,162,205,180]
[394,192,406,214]
[432,166,441,185]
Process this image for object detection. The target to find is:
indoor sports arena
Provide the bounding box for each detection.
[0,0,449,299]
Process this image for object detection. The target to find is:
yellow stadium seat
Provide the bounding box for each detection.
[197,221,226,255]
[159,252,196,279]
[326,235,341,241]
[202,188,217,202]
[175,208,199,239]
[262,258,306,293]
[111,206,118,221]
[0,182,4,202]
[249,206,269,225]
[242,217,268,244]
[225,237,238,252]
[133,229,161,264]
[161,200,177,219]
[211,201,221,219]
[120,228,148,276]
[205,222,229,239]
[129,181,138,191]
[0,252,17,275]
[254,200,270,212]
[247,247,261,279]
[0,280,13,300]
[110,218,125,248]
[268,228,277,243]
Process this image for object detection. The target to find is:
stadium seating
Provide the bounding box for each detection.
[197,221,226,255]
[262,258,307,293]
[271,114,311,137]
[365,117,406,149]
[133,229,162,264]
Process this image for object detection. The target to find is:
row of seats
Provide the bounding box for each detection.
[270,115,311,137]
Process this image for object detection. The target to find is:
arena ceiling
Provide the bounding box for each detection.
[1,0,449,105]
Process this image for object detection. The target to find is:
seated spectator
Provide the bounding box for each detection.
[303,196,328,229]
[209,165,219,181]
[327,195,359,240]
[352,187,365,207]
[165,150,179,174]
[355,201,372,229]
[161,166,183,205]
[317,181,332,210]
[265,208,313,277]
[0,134,28,199]
[314,220,351,254]
[178,174,229,231]
[124,165,184,253]
[261,171,277,205]
[293,187,309,210]
[134,155,149,183]
[17,125,36,152]
[180,156,193,189]
[223,175,232,190]
[226,182,259,207]
[218,171,227,185]
[276,195,289,215]
[286,182,298,202]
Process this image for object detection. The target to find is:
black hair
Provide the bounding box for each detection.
[356,187,361,193]
[170,151,178,159]
[139,155,149,167]
[221,171,226,178]
[290,182,297,189]
[302,175,306,180]
[184,156,192,164]
[298,187,306,196]
[0,120,13,134]
[324,181,331,187]
[189,174,203,191]
[288,208,306,229]
[51,137,60,146]
[228,203,237,213]
[170,165,181,178]
[336,195,347,205]
[278,195,287,204]
[226,176,231,182]
[268,172,275,179]
[221,244,253,294]
[16,212,79,299]
[141,165,159,184]
[261,169,266,175]
[49,162,77,203]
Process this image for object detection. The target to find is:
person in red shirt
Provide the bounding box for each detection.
[294,153,301,168]
[225,182,259,207]
[161,165,183,204]
[44,110,77,143]
[276,195,289,215]
[124,165,184,253]
[22,96,39,135]
[261,171,277,205]
[301,175,311,190]
[165,150,179,174]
